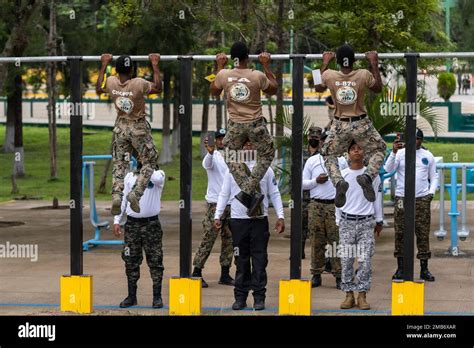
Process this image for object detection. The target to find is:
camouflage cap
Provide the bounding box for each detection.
[308,126,323,138]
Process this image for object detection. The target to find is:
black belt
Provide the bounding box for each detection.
[341,212,373,221]
[334,114,367,122]
[311,198,335,204]
[127,215,158,223]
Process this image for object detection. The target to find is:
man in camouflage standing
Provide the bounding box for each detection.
[192,129,234,288]
[210,41,278,217]
[96,53,162,215]
[384,129,437,281]
[113,161,166,309]
[301,126,323,259]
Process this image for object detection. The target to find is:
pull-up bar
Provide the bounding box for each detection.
[0,52,474,63]
[1,51,472,315]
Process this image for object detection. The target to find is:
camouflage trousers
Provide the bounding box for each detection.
[308,201,341,277]
[302,198,310,242]
[112,117,159,200]
[394,194,432,259]
[339,217,375,292]
[223,117,274,195]
[320,116,386,186]
[193,204,233,269]
[122,217,164,289]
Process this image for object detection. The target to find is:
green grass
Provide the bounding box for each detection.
[0,125,473,202]
[0,125,207,202]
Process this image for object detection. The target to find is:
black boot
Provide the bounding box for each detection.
[248,192,264,217]
[301,240,306,260]
[392,257,404,280]
[192,267,208,288]
[335,180,349,208]
[120,281,137,308]
[232,299,247,310]
[356,174,376,202]
[420,259,435,281]
[235,191,252,209]
[311,274,322,288]
[152,284,163,309]
[253,298,265,311]
[218,266,235,286]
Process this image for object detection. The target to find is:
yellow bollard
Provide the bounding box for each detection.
[391,280,424,315]
[169,277,202,315]
[278,279,312,316]
[60,275,93,314]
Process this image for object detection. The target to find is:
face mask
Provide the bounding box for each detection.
[309,139,319,148]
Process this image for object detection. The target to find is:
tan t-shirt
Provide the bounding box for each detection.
[214,68,270,123]
[321,69,376,117]
[105,76,153,120]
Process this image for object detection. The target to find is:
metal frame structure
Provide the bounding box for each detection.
[1,52,474,284]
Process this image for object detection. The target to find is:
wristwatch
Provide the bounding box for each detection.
[376,221,383,226]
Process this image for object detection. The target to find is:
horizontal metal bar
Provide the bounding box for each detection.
[1,52,474,63]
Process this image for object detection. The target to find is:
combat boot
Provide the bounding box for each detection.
[126,191,141,213]
[420,260,435,281]
[356,174,376,202]
[311,274,322,288]
[392,257,404,280]
[232,299,247,310]
[340,291,355,309]
[335,180,349,208]
[218,266,235,286]
[192,267,208,288]
[357,291,370,310]
[120,281,137,308]
[111,194,122,216]
[152,284,163,309]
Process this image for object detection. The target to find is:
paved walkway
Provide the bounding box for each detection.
[0,200,472,316]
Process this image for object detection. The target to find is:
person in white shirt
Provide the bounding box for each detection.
[336,141,383,310]
[384,128,438,282]
[113,162,165,309]
[214,140,285,311]
[191,129,234,288]
[302,131,348,289]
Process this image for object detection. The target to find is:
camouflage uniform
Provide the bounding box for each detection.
[122,218,164,290]
[112,117,159,200]
[393,194,432,259]
[339,217,375,292]
[320,117,386,186]
[223,118,274,196]
[193,204,233,269]
[308,201,341,277]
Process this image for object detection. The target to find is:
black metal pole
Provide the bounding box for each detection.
[290,55,305,279]
[69,57,83,276]
[179,57,193,278]
[403,53,419,281]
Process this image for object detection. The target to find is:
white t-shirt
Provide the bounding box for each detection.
[302,154,348,199]
[203,150,229,203]
[214,161,284,220]
[335,167,383,225]
[384,148,438,198]
[114,170,165,224]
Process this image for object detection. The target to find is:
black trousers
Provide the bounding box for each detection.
[230,217,270,301]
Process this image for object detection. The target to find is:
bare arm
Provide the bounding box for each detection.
[148,53,162,94]
[259,52,278,95]
[366,51,382,93]
[314,51,334,92]
[210,53,228,96]
[96,53,112,95]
